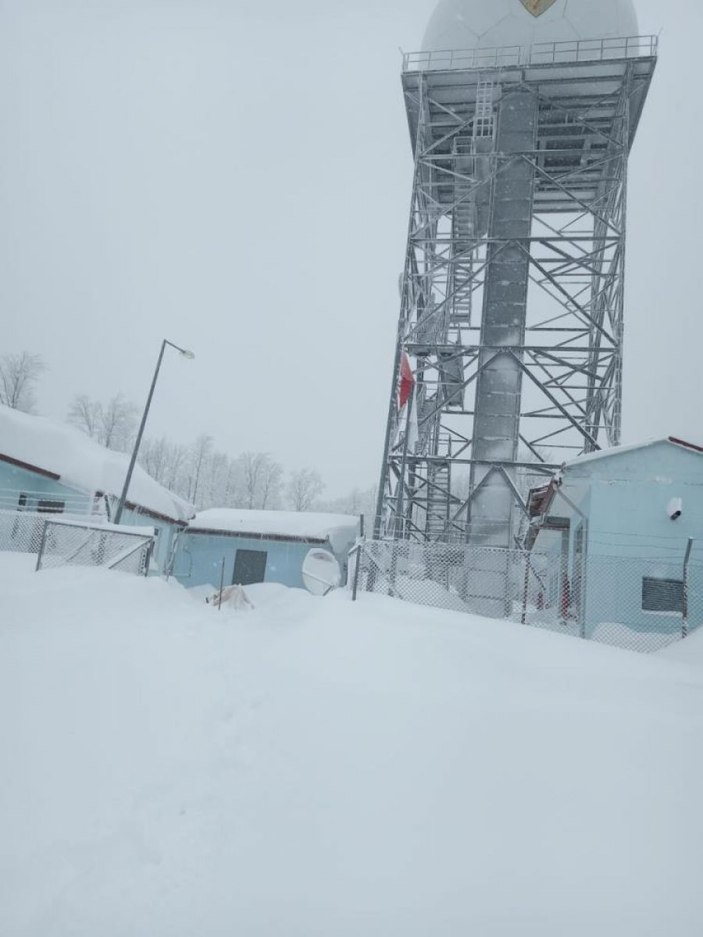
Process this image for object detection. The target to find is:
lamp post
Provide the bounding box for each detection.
[114,338,195,525]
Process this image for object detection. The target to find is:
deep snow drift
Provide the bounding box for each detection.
[2,553,702,936]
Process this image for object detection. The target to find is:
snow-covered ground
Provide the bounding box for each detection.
[2,552,702,936]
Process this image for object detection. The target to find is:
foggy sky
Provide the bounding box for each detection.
[1,0,700,498]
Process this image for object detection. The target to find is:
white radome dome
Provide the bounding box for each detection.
[422,0,639,52]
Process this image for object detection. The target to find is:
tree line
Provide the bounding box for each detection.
[0,351,376,516]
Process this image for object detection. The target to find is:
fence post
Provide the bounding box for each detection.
[521,550,531,625]
[351,515,366,603]
[34,520,49,572]
[352,540,365,603]
[559,529,570,626]
[682,538,694,639]
[218,555,226,611]
[143,538,154,577]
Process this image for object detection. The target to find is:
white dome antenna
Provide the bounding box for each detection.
[422,0,639,54]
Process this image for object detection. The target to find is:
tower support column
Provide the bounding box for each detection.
[465,90,538,615]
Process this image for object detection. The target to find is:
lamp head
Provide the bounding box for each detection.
[180,349,195,360]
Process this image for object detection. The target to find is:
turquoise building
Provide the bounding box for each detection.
[528,438,703,639]
[171,509,360,591]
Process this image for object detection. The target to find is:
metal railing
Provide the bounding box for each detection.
[352,538,701,655]
[402,34,658,73]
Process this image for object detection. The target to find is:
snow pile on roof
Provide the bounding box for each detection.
[1,554,702,934]
[0,404,193,522]
[190,508,359,551]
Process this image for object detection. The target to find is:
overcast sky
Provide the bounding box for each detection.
[1,0,700,497]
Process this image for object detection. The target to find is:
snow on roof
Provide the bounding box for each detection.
[564,436,703,471]
[0,405,193,523]
[188,509,360,552]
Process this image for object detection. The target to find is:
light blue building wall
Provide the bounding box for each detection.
[0,459,94,553]
[567,441,703,554]
[534,439,703,637]
[0,457,183,571]
[171,511,360,592]
[172,531,333,590]
[115,503,180,573]
[0,460,92,512]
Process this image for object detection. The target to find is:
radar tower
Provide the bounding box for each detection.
[375,0,657,615]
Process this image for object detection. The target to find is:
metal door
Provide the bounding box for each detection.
[232,549,267,585]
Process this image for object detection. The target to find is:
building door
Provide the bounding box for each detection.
[232,549,267,585]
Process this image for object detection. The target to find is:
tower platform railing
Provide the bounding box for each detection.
[402,34,658,73]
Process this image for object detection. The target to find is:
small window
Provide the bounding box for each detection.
[642,577,683,613]
[37,499,65,515]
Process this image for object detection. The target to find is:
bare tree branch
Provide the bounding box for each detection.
[67,393,138,452]
[67,395,103,439]
[287,468,325,511]
[0,352,47,413]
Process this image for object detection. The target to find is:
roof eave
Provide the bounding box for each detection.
[185,527,329,545]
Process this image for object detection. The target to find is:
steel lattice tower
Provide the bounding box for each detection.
[375,22,657,612]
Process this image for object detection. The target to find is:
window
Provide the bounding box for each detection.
[37,499,65,514]
[642,577,683,614]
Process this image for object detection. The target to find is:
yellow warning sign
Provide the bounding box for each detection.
[520,0,559,16]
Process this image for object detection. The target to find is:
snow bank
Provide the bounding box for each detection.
[189,508,359,552]
[658,627,703,666]
[0,404,193,521]
[2,554,703,936]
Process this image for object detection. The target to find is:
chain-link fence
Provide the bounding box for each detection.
[352,539,702,654]
[0,507,73,554]
[36,519,155,576]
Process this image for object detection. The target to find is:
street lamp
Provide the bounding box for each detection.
[114,339,195,525]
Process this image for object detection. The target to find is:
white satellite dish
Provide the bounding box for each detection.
[302,548,341,596]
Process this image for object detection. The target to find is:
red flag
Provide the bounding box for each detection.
[398,352,415,409]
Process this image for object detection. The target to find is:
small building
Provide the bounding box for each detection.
[527,437,703,641]
[172,509,360,591]
[0,404,193,569]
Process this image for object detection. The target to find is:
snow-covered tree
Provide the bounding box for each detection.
[67,394,138,452]
[186,434,214,505]
[286,468,325,511]
[318,485,377,523]
[139,436,172,485]
[0,352,46,413]
[101,395,138,451]
[233,452,283,510]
